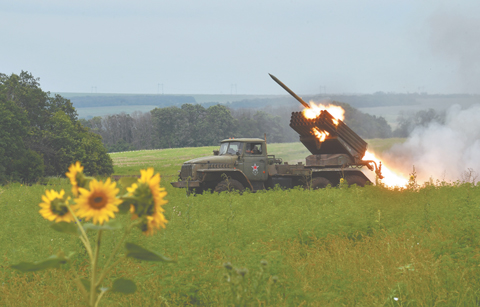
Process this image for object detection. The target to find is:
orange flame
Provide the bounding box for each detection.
[302,101,345,126]
[363,151,409,188]
[312,128,330,142]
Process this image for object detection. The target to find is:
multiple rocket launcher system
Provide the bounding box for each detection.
[269,74,383,179]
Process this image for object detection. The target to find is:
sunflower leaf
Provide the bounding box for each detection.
[118,200,132,214]
[125,242,176,262]
[111,278,137,294]
[11,254,68,272]
[119,177,138,189]
[83,219,122,231]
[80,279,101,293]
[50,222,79,235]
[80,278,90,292]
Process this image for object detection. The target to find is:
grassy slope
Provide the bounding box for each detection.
[2,138,480,306]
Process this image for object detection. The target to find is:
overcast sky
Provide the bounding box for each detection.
[2,0,480,95]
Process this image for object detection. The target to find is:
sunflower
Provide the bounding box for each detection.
[139,167,168,209]
[141,212,168,236]
[39,189,75,223]
[73,178,122,225]
[127,168,168,235]
[66,161,84,196]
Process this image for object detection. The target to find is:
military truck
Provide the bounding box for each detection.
[171,74,383,193]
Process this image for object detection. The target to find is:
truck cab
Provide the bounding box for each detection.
[171,138,270,193]
[221,139,268,182]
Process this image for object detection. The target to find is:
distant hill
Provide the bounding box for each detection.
[57,94,196,108]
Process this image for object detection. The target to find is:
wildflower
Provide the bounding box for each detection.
[127,168,168,236]
[74,178,122,225]
[66,161,84,196]
[39,189,74,223]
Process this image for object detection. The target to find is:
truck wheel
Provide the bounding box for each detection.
[345,175,367,187]
[214,179,245,193]
[186,188,204,196]
[309,177,331,190]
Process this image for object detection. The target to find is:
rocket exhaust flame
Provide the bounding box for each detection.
[363,151,409,188]
[303,102,345,126]
[312,128,330,142]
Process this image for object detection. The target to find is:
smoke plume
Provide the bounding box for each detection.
[384,104,480,184]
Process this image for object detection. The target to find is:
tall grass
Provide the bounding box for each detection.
[2,140,480,306]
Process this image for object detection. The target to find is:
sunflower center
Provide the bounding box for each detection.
[89,193,108,209]
[51,199,69,216]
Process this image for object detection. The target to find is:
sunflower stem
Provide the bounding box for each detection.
[95,219,142,288]
[94,289,107,307]
[90,230,103,307]
[97,255,126,289]
[67,205,93,261]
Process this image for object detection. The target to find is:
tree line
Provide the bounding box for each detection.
[393,108,446,137]
[0,71,113,183]
[80,104,287,152]
[80,102,393,153]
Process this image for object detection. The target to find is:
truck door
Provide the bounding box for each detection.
[242,142,267,182]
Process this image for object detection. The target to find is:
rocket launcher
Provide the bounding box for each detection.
[289,110,367,159]
[269,73,383,179]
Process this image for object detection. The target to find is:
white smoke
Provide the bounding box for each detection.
[384,104,480,184]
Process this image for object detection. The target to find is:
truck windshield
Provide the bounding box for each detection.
[219,142,243,155]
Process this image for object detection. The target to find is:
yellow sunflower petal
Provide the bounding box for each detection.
[142,212,168,236]
[73,178,122,225]
[66,161,84,196]
[38,189,74,223]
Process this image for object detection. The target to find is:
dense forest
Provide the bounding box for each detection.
[80,102,393,152]
[0,71,113,183]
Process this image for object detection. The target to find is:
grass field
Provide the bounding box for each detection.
[2,139,480,306]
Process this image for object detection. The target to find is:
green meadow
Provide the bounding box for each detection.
[2,140,480,306]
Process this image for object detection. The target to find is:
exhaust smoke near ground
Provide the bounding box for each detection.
[382,104,480,184]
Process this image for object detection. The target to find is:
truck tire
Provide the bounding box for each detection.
[214,179,245,193]
[345,175,367,187]
[186,188,204,196]
[309,177,332,190]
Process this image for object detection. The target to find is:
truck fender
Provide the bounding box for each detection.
[200,169,253,190]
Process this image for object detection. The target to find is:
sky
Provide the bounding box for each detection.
[2,0,480,95]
